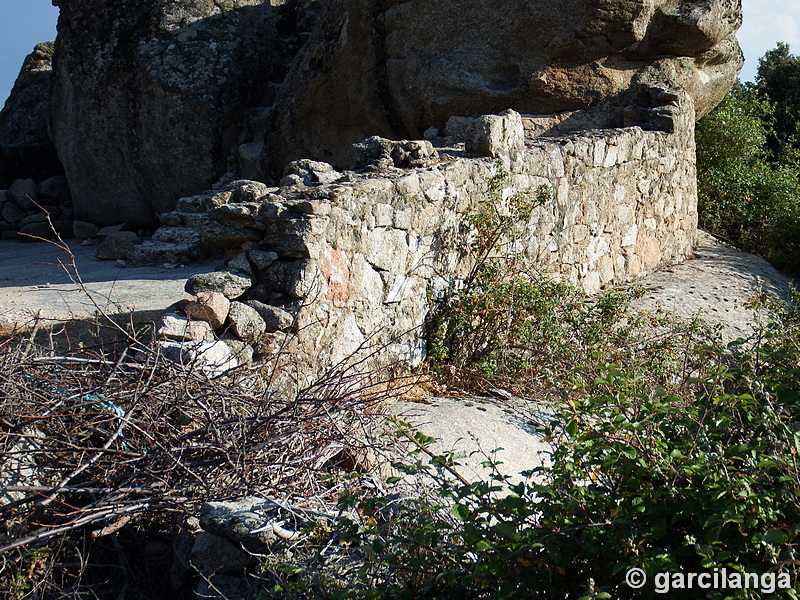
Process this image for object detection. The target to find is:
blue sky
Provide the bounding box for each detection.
[0,0,799,108]
[0,0,58,104]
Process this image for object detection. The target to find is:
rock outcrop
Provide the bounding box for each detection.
[16,0,742,225]
[0,42,63,188]
[256,0,742,173]
[48,0,317,228]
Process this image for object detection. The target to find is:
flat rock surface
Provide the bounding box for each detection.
[390,395,553,484]
[630,231,795,342]
[0,239,216,327]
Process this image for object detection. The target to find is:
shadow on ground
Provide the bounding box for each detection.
[0,238,217,332]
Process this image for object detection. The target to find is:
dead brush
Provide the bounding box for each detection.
[0,204,427,598]
[0,318,407,598]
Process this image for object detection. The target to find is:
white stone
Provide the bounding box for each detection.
[621,225,638,247]
[158,312,215,341]
[373,203,394,227]
[365,228,408,272]
[1,429,43,506]
[158,340,238,377]
[603,145,619,167]
[351,254,385,305]
[393,208,413,230]
[227,301,267,344]
[383,274,410,304]
[465,109,525,163]
[422,181,446,203]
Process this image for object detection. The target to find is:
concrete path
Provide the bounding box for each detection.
[0,239,217,328]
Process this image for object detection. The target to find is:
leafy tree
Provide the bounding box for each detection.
[695,79,800,272]
[756,42,800,161]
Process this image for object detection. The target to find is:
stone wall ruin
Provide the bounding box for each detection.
[153,88,698,383]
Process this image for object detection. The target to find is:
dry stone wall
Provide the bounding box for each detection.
[159,92,697,383]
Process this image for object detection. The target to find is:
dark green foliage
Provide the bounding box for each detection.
[695,79,800,273]
[756,43,800,161]
[259,293,800,599]
[428,161,696,392]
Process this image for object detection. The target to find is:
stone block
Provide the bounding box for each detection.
[1,201,25,224]
[158,340,237,377]
[365,228,408,272]
[207,202,262,229]
[394,173,420,197]
[260,232,316,258]
[184,292,230,329]
[263,259,316,298]
[38,176,71,204]
[223,179,270,204]
[246,300,294,332]
[7,178,38,211]
[73,220,99,240]
[283,159,342,185]
[0,429,43,506]
[19,213,47,227]
[227,252,253,276]
[19,216,72,240]
[176,192,231,213]
[256,331,290,355]
[96,223,130,239]
[227,301,267,344]
[465,110,525,162]
[191,532,253,575]
[373,203,394,227]
[197,219,261,249]
[95,231,142,260]
[248,249,278,271]
[185,270,253,300]
[157,313,215,342]
[221,335,255,364]
[152,226,202,246]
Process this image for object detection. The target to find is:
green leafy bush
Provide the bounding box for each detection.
[428,161,699,394]
[258,294,800,599]
[756,43,800,162]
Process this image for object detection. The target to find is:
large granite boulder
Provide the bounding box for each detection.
[256,0,743,173]
[0,42,63,188]
[48,0,313,227]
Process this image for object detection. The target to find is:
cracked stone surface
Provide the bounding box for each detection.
[389,395,554,485]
